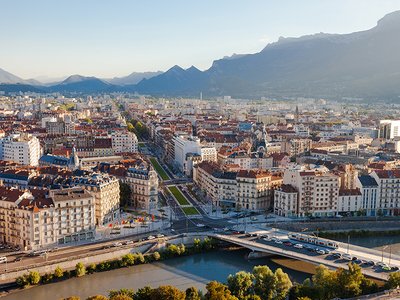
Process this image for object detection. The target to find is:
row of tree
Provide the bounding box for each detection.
[59,263,400,300]
[15,238,216,288]
[126,118,149,140]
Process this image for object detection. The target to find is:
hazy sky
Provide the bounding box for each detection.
[1,0,400,79]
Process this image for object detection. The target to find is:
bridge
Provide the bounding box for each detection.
[212,228,400,281]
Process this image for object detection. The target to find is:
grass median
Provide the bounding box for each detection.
[181,206,200,216]
[168,186,190,206]
[150,158,170,180]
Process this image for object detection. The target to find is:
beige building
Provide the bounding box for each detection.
[0,187,95,250]
[236,170,282,211]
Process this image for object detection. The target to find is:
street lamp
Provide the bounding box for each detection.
[382,245,389,262]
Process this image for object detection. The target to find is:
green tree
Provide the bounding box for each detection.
[75,262,86,277]
[120,182,132,207]
[204,281,238,300]
[109,289,135,299]
[185,287,201,300]
[16,274,29,287]
[110,296,132,300]
[28,270,41,285]
[150,285,185,300]
[312,264,337,299]
[252,266,276,300]
[86,296,108,300]
[87,263,97,274]
[134,253,145,264]
[133,286,153,300]
[54,266,64,278]
[386,271,400,289]
[336,263,364,298]
[274,268,292,300]
[227,271,254,299]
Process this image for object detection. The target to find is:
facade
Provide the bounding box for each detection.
[371,170,400,216]
[173,135,201,172]
[337,189,362,215]
[111,131,138,153]
[124,165,159,210]
[0,134,42,166]
[236,170,282,211]
[356,175,379,216]
[274,184,298,217]
[0,187,95,250]
[281,138,312,157]
[379,120,400,139]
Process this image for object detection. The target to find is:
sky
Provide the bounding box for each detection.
[1,0,400,80]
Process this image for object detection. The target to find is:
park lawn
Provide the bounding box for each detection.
[181,206,200,216]
[150,158,170,180]
[168,186,190,206]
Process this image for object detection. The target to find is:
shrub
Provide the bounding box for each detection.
[153,251,161,261]
[87,263,97,274]
[75,262,86,277]
[54,266,64,278]
[121,254,135,266]
[41,273,54,284]
[28,270,41,285]
[16,274,29,287]
[134,253,145,264]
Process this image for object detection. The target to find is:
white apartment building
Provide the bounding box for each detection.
[111,131,138,153]
[337,189,362,215]
[278,166,340,217]
[356,175,379,216]
[274,184,298,217]
[0,133,42,166]
[379,120,400,139]
[371,170,400,216]
[174,135,201,172]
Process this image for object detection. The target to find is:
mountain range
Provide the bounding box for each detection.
[1,11,400,101]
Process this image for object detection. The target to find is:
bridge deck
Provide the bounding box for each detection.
[213,229,400,281]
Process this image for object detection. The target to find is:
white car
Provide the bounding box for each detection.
[113,242,122,247]
[196,223,205,227]
[274,239,283,244]
[294,243,303,249]
[316,249,326,255]
[147,235,156,240]
[124,240,133,245]
[156,234,165,238]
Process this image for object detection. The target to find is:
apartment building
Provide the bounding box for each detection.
[0,187,95,250]
[278,166,340,217]
[124,164,158,210]
[281,137,312,157]
[379,120,400,139]
[337,189,362,215]
[371,170,400,216]
[111,131,138,153]
[0,133,42,166]
[274,184,298,217]
[356,175,379,216]
[236,170,282,211]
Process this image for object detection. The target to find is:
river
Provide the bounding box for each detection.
[1,249,310,300]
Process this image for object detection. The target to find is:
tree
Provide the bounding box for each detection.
[227,271,254,299]
[133,286,153,300]
[121,254,135,266]
[312,264,337,299]
[63,297,81,300]
[87,263,97,274]
[386,271,400,289]
[16,274,29,287]
[185,287,201,300]
[86,296,108,300]
[134,253,145,264]
[205,281,238,300]
[75,262,86,277]
[109,289,135,299]
[28,270,41,285]
[150,285,185,300]
[120,182,132,207]
[152,251,161,261]
[110,296,132,300]
[252,266,276,300]
[243,296,261,300]
[54,266,64,278]
[274,268,292,300]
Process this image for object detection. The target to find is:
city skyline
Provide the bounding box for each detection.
[2,0,400,79]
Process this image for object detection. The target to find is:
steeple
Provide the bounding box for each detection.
[295,105,299,123]
[68,146,80,170]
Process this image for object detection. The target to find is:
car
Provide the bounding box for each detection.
[113,242,122,247]
[196,223,205,228]
[274,239,283,244]
[245,233,252,237]
[390,266,399,271]
[351,256,358,261]
[14,257,22,262]
[283,241,293,246]
[342,254,352,261]
[263,237,272,242]
[102,245,111,249]
[353,259,363,265]
[294,243,303,249]
[331,252,342,259]
[156,234,165,238]
[365,260,375,266]
[316,249,326,255]
[147,235,156,240]
[124,240,133,245]
[382,265,391,271]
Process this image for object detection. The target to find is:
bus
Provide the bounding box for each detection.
[0,257,7,264]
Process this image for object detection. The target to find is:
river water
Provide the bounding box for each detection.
[3,235,399,300]
[2,249,310,300]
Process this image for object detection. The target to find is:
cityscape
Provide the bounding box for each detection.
[1,1,400,300]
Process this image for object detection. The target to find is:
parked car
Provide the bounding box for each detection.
[113,242,122,247]
[147,235,156,240]
[294,243,304,249]
[124,240,133,245]
[274,239,283,244]
[316,249,326,255]
[156,234,165,238]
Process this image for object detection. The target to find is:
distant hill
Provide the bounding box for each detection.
[48,75,115,93]
[105,71,162,85]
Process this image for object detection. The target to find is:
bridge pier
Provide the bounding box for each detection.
[247,250,274,259]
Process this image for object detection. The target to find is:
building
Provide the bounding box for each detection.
[0,186,95,250]
[370,170,400,216]
[0,134,42,166]
[356,175,379,216]
[111,131,138,153]
[125,164,159,210]
[379,120,400,139]
[173,135,201,172]
[236,170,282,211]
[274,184,298,217]
[281,138,312,157]
[337,189,362,216]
